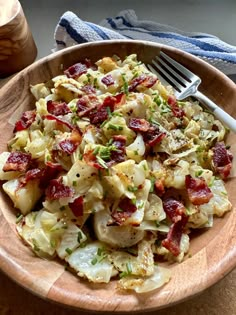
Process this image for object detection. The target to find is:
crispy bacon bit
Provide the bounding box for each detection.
[89,95,117,125]
[185,175,213,205]
[69,196,83,217]
[47,100,70,116]
[3,152,31,172]
[128,74,146,92]
[162,215,188,256]
[45,161,64,171]
[80,84,96,94]
[64,62,87,78]
[59,140,76,155]
[114,92,126,106]
[154,179,165,196]
[129,118,150,132]
[143,125,166,146]
[76,96,97,117]
[110,135,126,162]
[59,129,82,155]
[101,74,115,86]
[83,150,105,169]
[44,114,74,130]
[14,110,36,132]
[45,178,74,200]
[213,142,233,179]
[167,95,185,118]
[40,164,63,188]
[163,198,186,223]
[142,76,158,88]
[111,197,137,225]
[129,118,165,146]
[18,168,44,188]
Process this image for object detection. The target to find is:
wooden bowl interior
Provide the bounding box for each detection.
[0,40,235,313]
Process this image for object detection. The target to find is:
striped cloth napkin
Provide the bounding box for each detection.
[54,10,236,75]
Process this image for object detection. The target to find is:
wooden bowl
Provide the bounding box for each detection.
[0,40,235,313]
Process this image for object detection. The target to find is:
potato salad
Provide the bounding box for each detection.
[0,54,233,293]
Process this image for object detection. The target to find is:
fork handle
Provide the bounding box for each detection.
[194,91,236,133]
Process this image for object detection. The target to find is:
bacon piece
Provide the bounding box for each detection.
[213,142,233,179]
[76,95,100,117]
[111,197,137,225]
[162,215,188,256]
[129,118,150,132]
[101,74,115,86]
[18,168,44,188]
[47,100,70,116]
[44,114,74,130]
[110,135,126,163]
[3,152,31,172]
[128,74,146,92]
[113,92,126,106]
[80,84,96,94]
[40,164,63,188]
[167,95,185,118]
[154,179,165,196]
[83,150,105,169]
[185,174,213,205]
[129,118,166,146]
[14,110,36,132]
[45,178,74,200]
[143,125,166,146]
[58,129,82,155]
[45,161,64,171]
[89,95,117,125]
[64,62,87,78]
[163,198,186,223]
[69,196,84,217]
[142,76,158,88]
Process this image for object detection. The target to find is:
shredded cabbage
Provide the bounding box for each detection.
[0,54,232,293]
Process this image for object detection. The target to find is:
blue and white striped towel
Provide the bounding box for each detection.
[54,10,236,75]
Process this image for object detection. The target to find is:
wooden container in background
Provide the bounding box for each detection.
[0,0,37,77]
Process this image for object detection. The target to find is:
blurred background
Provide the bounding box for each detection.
[20,0,236,59]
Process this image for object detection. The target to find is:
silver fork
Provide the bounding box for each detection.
[147,51,236,133]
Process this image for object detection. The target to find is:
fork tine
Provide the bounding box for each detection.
[146,64,169,86]
[156,55,189,85]
[151,59,183,92]
[160,51,198,80]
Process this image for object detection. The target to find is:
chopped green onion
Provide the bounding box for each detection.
[96,155,108,169]
[208,176,215,187]
[93,146,100,155]
[221,191,228,196]
[127,185,138,192]
[50,240,56,248]
[100,119,109,128]
[16,213,23,224]
[65,248,73,255]
[93,77,98,88]
[91,257,98,265]
[106,106,112,118]
[77,231,83,243]
[107,123,123,131]
[121,74,129,95]
[195,170,203,177]
[149,177,156,193]
[120,262,133,278]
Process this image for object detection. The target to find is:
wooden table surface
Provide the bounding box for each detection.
[0,77,236,315]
